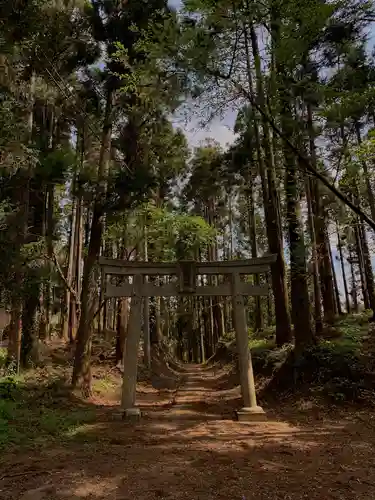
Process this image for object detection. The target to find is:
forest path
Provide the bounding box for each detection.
[2,364,375,500]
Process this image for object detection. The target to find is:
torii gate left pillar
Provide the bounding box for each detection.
[231,273,266,421]
[99,255,276,422]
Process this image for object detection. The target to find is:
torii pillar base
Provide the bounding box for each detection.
[122,407,141,422]
[236,406,267,422]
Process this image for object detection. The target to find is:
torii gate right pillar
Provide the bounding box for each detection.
[231,273,266,422]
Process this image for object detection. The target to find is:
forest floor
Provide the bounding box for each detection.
[1,336,375,499]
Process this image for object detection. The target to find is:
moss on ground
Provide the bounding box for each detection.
[252,312,375,404]
[0,373,98,450]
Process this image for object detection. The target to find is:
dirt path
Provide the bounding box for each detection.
[2,365,375,500]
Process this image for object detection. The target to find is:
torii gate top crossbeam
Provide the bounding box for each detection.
[98,254,276,276]
[99,255,276,299]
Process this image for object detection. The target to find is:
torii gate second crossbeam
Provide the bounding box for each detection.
[99,254,277,422]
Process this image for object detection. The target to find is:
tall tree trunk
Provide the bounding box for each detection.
[143,224,151,369]
[328,237,342,315]
[21,277,40,367]
[9,71,36,369]
[63,198,77,341]
[228,194,234,259]
[198,300,206,363]
[314,195,336,324]
[306,105,323,334]
[207,199,223,348]
[354,222,370,309]
[307,102,336,325]
[104,237,115,338]
[348,245,359,312]
[176,299,184,360]
[246,25,292,345]
[40,107,55,340]
[69,194,83,343]
[75,195,84,323]
[355,121,375,222]
[45,184,54,336]
[336,221,350,314]
[246,182,263,331]
[266,272,273,326]
[202,304,212,359]
[282,113,312,347]
[359,221,375,314]
[351,174,375,314]
[72,88,113,393]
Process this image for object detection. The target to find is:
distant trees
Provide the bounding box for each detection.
[1,0,375,388]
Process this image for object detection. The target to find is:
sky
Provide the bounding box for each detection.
[168,0,237,149]
[168,0,375,151]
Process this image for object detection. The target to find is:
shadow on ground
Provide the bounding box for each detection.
[1,346,375,500]
[1,396,375,500]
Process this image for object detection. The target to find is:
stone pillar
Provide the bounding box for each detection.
[121,274,143,420]
[231,273,266,421]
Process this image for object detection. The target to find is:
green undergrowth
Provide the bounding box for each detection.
[0,372,98,451]
[0,347,6,369]
[251,312,375,404]
[92,374,119,396]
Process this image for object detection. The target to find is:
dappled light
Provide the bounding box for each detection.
[2,338,375,499]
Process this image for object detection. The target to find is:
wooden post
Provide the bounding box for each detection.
[231,273,266,421]
[121,274,143,420]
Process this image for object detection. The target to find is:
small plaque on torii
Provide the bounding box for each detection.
[177,261,196,294]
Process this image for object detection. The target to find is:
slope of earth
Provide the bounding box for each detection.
[1,344,375,500]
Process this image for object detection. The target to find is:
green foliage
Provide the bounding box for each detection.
[0,375,97,450]
[0,348,6,369]
[0,376,20,400]
[260,314,375,404]
[251,340,293,376]
[173,212,216,259]
[105,202,216,261]
[37,148,77,183]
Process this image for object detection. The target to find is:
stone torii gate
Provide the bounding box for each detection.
[99,254,276,422]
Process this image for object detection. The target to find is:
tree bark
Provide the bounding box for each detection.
[63,198,77,341]
[282,113,312,347]
[21,280,39,367]
[328,237,342,315]
[246,181,263,331]
[246,25,292,345]
[69,195,83,343]
[72,88,113,393]
[306,105,323,334]
[358,221,375,314]
[10,71,36,369]
[348,245,359,312]
[354,222,370,309]
[313,189,336,324]
[143,224,151,369]
[336,221,350,314]
[355,121,375,222]
[45,184,54,336]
